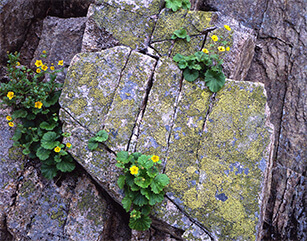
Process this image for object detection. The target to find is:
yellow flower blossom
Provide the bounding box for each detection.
[58,60,64,66]
[34,101,43,109]
[218,46,225,52]
[16,62,20,66]
[224,25,231,31]
[8,122,14,127]
[226,47,230,51]
[130,165,139,175]
[211,35,218,41]
[6,116,12,121]
[42,50,47,54]
[42,65,48,71]
[151,155,159,163]
[36,68,41,73]
[202,48,209,54]
[7,91,15,100]
[35,60,43,67]
[66,143,72,148]
[54,146,61,153]
[50,66,55,71]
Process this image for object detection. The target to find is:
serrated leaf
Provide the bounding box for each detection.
[22,148,31,155]
[165,0,182,11]
[54,155,61,163]
[41,164,58,179]
[134,177,152,189]
[133,193,148,206]
[204,69,226,92]
[172,29,190,42]
[36,147,51,161]
[41,131,59,149]
[146,167,158,178]
[182,0,191,9]
[148,191,165,206]
[56,159,75,172]
[150,174,170,194]
[44,90,61,107]
[87,138,98,151]
[129,214,152,231]
[183,68,199,82]
[137,155,153,169]
[116,151,130,163]
[141,205,151,216]
[122,195,132,212]
[118,175,126,189]
[96,130,108,140]
[12,128,22,141]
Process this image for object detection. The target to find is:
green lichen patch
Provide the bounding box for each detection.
[91,4,155,50]
[151,40,173,57]
[165,80,272,240]
[165,81,211,198]
[104,51,157,151]
[96,0,163,16]
[151,9,215,42]
[59,46,131,133]
[134,57,181,162]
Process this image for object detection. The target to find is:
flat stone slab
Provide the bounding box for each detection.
[59,46,274,240]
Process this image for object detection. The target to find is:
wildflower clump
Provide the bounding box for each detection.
[173,24,234,92]
[0,51,75,179]
[115,151,169,231]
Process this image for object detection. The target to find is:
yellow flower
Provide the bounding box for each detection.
[226,47,230,51]
[224,25,231,31]
[36,68,41,73]
[58,60,64,66]
[16,62,20,66]
[66,143,72,148]
[42,65,48,71]
[35,60,43,67]
[34,101,43,109]
[211,35,218,41]
[50,66,55,71]
[218,46,225,52]
[54,146,61,153]
[7,91,15,100]
[151,155,159,163]
[130,165,139,175]
[8,122,14,127]
[202,48,209,54]
[6,116,12,121]
[42,50,47,54]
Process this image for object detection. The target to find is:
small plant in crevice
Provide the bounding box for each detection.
[165,0,191,12]
[1,51,75,179]
[87,130,109,151]
[171,28,191,42]
[116,151,170,231]
[173,24,233,92]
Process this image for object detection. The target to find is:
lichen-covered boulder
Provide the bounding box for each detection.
[59,45,274,240]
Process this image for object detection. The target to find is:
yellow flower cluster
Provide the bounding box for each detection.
[6,115,14,127]
[34,59,63,73]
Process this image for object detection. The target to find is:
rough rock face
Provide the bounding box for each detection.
[59,45,274,240]
[193,0,307,239]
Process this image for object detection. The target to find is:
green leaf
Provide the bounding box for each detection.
[146,167,158,178]
[95,130,108,141]
[117,175,126,189]
[129,214,152,231]
[131,152,142,160]
[148,191,165,206]
[134,177,152,189]
[36,147,51,161]
[40,121,57,130]
[141,205,151,216]
[12,109,27,119]
[122,195,132,212]
[87,138,98,151]
[41,131,59,149]
[182,0,191,9]
[44,90,61,107]
[116,151,130,163]
[56,159,75,172]
[54,155,61,163]
[26,113,36,120]
[165,0,182,11]
[133,193,148,206]
[204,69,226,92]
[171,29,190,42]
[41,164,58,179]
[150,174,170,194]
[12,128,22,141]
[183,68,199,82]
[137,155,153,169]
[22,148,31,155]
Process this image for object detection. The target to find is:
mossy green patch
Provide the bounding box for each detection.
[165,80,271,240]
[151,9,215,42]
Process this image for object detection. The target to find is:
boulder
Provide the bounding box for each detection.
[59,45,274,240]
